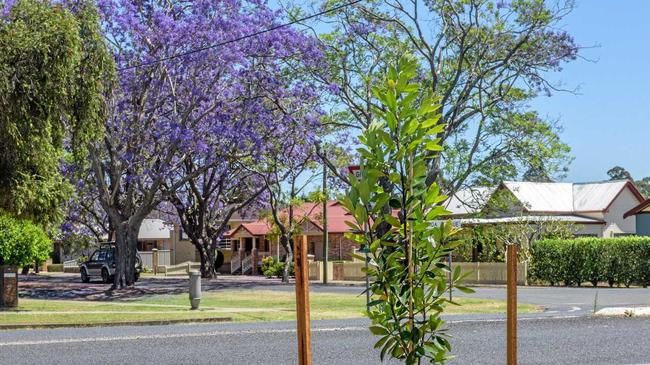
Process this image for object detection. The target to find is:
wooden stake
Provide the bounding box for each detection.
[507,244,517,365]
[294,235,312,365]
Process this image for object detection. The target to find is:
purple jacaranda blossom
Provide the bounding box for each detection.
[80,0,325,281]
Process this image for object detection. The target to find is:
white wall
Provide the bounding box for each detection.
[602,187,639,237]
[574,224,604,237]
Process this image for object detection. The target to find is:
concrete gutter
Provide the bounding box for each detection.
[595,307,650,317]
[0,317,231,331]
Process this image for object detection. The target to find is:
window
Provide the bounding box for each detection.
[613,233,635,237]
[97,251,107,261]
[90,251,100,261]
[217,239,232,249]
[309,242,315,255]
[575,234,598,238]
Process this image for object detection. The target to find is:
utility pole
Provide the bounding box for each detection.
[322,156,329,284]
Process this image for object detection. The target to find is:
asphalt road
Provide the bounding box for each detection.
[261,283,650,316]
[1,316,649,365]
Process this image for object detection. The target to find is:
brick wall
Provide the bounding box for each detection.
[328,233,359,261]
[266,233,360,261]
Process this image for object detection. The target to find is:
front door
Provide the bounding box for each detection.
[245,238,253,252]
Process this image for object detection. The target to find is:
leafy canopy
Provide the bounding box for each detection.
[0,0,114,227]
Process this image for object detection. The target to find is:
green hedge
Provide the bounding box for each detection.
[529,237,650,287]
[46,264,64,272]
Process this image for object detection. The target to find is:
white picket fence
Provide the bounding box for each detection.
[63,260,78,269]
[139,250,171,270]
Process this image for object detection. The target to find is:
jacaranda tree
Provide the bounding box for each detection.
[342,56,473,364]
[91,0,323,287]
[166,156,267,279]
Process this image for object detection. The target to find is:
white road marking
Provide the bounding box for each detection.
[569,306,581,312]
[0,315,586,347]
[0,326,368,347]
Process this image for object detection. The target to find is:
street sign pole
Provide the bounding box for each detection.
[295,235,312,365]
[507,244,518,365]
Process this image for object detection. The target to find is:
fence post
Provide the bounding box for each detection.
[152,248,158,275]
[294,235,312,365]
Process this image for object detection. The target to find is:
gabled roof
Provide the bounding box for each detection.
[227,221,274,237]
[225,201,353,237]
[446,180,644,216]
[624,199,650,218]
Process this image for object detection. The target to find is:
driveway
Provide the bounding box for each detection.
[17,273,290,301]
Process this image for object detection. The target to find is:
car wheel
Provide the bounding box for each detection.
[101,268,110,284]
[81,268,90,283]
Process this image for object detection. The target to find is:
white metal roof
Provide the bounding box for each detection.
[444,215,604,226]
[503,181,574,212]
[138,219,173,240]
[572,180,629,211]
[444,187,495,215]
[446,180,635,216]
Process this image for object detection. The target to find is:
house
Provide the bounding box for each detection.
[624,199,650,236]
[134,213,254,268]
[444,180,645,237]
[224,201,360,275]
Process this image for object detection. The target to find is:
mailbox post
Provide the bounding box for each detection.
[0,265,18,308]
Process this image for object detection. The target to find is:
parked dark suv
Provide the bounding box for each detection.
[80,243,143,283]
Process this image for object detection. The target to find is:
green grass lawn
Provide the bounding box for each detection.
[0,290,540,326]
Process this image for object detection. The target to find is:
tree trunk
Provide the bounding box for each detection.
[112,222,139,289]
[280,235,293,283]
[194,239,217,279]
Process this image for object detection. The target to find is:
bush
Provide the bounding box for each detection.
[261,256,294,278]
[0,214,52,267]
[46,264,64,272]
[530,237,650,288]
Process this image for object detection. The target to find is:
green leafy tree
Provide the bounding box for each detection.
[607,166,633,181]
[315,0,576,192]
[0,0,114,227]
[341,56,472,364]
[0,214,51,267]
[606,166,649,198]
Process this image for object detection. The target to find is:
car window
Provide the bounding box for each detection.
[90,251,100,261]
[97,251,107,261]
[106,250,114,261]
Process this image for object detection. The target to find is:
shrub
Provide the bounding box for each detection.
[0,214,52,267]
[261,256,293,278]
[46,264,64,272]
[530,237,650,287]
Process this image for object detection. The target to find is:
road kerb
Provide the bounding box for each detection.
[594,307,650,317]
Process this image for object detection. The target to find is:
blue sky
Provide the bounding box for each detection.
[531,0,650,182]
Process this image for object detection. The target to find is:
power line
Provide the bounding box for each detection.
[118,0,363,71]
